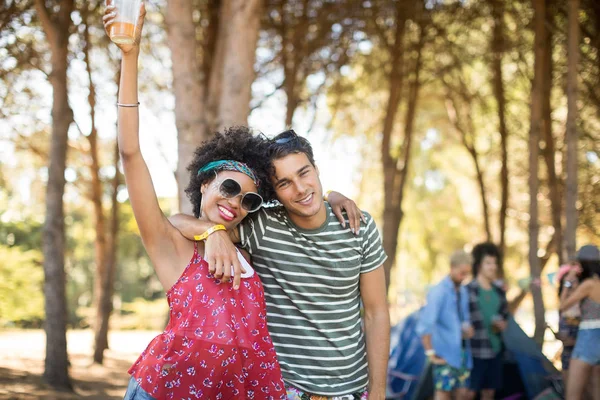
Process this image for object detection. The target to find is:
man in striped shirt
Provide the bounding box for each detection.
[172,130,390,399]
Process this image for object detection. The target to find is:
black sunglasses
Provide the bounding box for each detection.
[211,172,263,213]
[272,129,299,144]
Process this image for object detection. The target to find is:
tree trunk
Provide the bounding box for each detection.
[443,94,491,242]
[215,0,264,128]
[541,2,563,266]
[201,0,221,88]
[94,135,121,364]
[380,5,407,291]
[34,0,74,389]
[564,0,579,260]
[281,0,309,127]
[166,0,207,214]
[381,6,425,292]
[529,0,547,346]
[491,0,509,258]
[509,233,555,313]
[469,143,492,242]
[80,11,111,364]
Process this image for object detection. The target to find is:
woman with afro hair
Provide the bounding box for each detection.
[104,5,286,399]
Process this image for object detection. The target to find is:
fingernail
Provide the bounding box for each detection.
[234,285,239,290]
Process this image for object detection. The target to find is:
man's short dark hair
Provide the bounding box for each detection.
[472,242,502,277]
[268,130,316,172]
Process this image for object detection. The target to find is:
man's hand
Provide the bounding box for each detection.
[429,355,447,365]
[327,191,366,235]
[492,319,507,332]
[204,231,246,290]
[462,325,475,339]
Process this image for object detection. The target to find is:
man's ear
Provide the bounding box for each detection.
[315,165,320,176]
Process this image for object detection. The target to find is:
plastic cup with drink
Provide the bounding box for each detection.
[491,314,503,332]
[108,0,142,45]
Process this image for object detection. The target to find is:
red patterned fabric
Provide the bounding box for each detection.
[128,243,286,399]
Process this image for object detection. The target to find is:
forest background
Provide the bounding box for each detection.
[0,0,598,396]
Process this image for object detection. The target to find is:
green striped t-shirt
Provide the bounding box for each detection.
[239,202,387,396]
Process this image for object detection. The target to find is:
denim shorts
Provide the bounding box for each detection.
[123,377,156,400]
[572,328,600,366]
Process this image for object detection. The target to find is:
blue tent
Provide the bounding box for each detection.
[386,311,561,399]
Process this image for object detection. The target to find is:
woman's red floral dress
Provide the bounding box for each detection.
[128,244,286,399]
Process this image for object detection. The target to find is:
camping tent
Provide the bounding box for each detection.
[386,311,560,400]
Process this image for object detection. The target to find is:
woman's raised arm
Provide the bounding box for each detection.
[104,1,189,290]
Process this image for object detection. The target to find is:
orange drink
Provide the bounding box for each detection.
[109,0,141,45]
[110,22,136,44]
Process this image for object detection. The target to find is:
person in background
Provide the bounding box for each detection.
[465,243,509,400]
[417,250,474,400]
[561,245,600,400]
[555,262,582,388]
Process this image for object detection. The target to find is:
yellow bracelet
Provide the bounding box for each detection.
[194,224,226,241]
[324,190,333,202]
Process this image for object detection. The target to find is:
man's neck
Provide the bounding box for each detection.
[449,275,461,289]
[477,275,492,289]
[288,200,328,230]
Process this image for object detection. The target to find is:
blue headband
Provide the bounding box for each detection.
[198,160,259,186]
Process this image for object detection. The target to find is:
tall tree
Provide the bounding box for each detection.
[540,0,563,265]
[166,0,207,214]
[214,0,264,128]
[564,0,579,260]
[262,0,356,127]
[529,0,547,345]
[442,81,492,242]
[490,0,510,257]
[34,0,75,389]
[94,133,121,364]
[376,1,427,290]
[79,3,112,364]
[167,0,263,212]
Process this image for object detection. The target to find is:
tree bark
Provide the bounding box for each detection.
[380,5,425,291]
[168,0,262,212]
[201,0,221,88]
[491,0,509,259]
[80,9,111,364]
[166,0,207,214]
[34,0,74,389]
[94,133,121,364]
[280,0,309,127]
[540,1,563,266]
[529,0,547,346]
[380,4,407,291]
[215,0,264,129]
[564,0,579,260]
